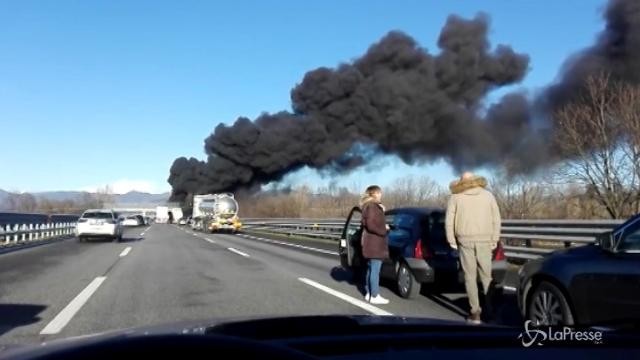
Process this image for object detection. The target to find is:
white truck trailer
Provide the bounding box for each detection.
[155,206,169,223]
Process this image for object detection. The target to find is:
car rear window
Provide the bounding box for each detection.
[422,211,449,249]
[82,212,113,219]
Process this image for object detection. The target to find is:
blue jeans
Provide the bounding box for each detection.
[365,259,382,297]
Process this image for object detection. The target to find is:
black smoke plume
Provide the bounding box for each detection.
[169,13,531,200]
[169,0,639,201]
[541,0,640,113]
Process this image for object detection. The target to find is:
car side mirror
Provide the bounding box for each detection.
[597,231,615,252]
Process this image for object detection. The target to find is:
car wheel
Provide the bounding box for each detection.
[527,281,574,326]
[396,262,421,299]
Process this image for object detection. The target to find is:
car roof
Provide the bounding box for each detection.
[83,209,114,213]
[385,207,444,216]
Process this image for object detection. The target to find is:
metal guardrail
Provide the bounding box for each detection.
[0,222,77,247]
[241,218,625,260]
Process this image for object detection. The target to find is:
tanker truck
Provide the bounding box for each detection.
[192,193,242,233]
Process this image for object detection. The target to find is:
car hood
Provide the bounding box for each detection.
[520,244,603,278]
[547,243,602,259]
[0,315,506,355]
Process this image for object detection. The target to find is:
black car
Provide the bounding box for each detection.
[339,206,507,298]
[518,214,640,326]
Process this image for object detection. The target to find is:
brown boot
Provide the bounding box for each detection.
[467,311,482,325]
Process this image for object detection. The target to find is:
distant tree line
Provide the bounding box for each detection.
[235,172,637,220]
[1,187,114,215]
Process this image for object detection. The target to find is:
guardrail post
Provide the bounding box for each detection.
[28,224,33,241]
[35,224,40,240]
[1,225,5,244]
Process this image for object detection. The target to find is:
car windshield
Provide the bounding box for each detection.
[82,212,113,219]
[2,0,640,352]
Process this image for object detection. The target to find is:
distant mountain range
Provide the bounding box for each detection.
[0,189,9,204]
[0,189,170,205]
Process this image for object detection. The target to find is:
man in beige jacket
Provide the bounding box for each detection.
[445,172,501,324]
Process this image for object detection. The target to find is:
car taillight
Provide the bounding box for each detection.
[414,239,432,259]
[493,242,506,261]
[77,219,87,223]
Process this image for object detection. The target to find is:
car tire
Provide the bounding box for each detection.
[396,262,421,299]
[527,281,574,326]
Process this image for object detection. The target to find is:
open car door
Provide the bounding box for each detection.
[339,206,364,269]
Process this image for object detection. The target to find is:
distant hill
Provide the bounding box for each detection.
[34,191,86,202]
[114,191,170,204]
[0,189,9,209]
[0,189,170,205]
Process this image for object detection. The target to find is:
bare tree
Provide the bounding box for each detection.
[95,185,114,207]
[554,73,640,219]
[386,175,443,208]
[6,193,38,212]
[615,83,640,213]
[490,173,548,219]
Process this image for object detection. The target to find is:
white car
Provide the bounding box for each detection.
[76,209,123,242]
[122,216,141,227]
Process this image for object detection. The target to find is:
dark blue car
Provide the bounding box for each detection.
[339,206,507,298]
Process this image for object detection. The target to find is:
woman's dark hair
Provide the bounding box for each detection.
[365,185,382,195]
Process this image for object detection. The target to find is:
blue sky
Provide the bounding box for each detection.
[0,0,607,194]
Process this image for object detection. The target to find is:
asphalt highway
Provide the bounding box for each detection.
[0,224,521,348]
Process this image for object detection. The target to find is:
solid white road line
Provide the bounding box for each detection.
[228,247,250,257]
[503,285,517,292]
[242,235,339,256]
[203,237,217,244]
[298,277,393,316]
[119,246,132,257]
[40,276,107,335]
